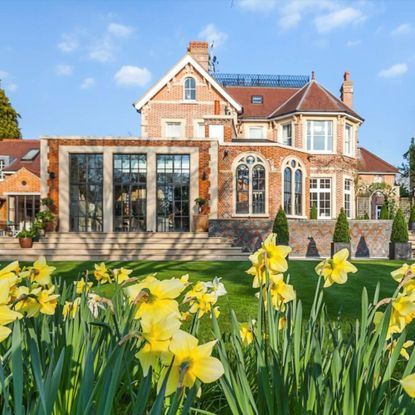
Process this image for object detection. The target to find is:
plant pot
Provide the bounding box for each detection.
[19,237,33,248]
[194,214,209,232]
[389,242,412,260]
[331,242,352,259]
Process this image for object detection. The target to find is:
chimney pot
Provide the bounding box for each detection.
[344,71,350,81]
[340,71,353,108]
[188,41,209,71]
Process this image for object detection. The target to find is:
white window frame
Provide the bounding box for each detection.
[307,120,334,153]
[164,120,184,138]
[344,178,353,218]
[282,158,305,217]
[310,177,332,219]
[209,125,224,142]
[233,154,268,216]
[0,159,5,181]
[248,126,265,139]
[344,124,353,156]
[183,76,196,101]
[193,120,205,138]
[281,123,293,146]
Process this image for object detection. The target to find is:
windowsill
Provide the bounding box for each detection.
[232,214,269,218]
[286,215,308,219]
[307,150,336,154]
[181,100,197,104]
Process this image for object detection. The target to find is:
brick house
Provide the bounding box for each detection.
[40,41,397,234]
[0,140,41,234]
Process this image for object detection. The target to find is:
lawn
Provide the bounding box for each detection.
[13,258,408,334]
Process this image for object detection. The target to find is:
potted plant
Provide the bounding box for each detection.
[16,227,37,248]
[409,206,415,231]
[331,208,351,258]
[389,208,411,259]
[273,207,289,245]
[35,209,56,234]
[194,198,209,232]
[310,204,318,220]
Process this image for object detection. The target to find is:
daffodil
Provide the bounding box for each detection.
[137,314,181,375]
[189,292,218,318]
[125,276,186,322]
[94,263,111,284]
[14,286,40,317]
[391,263,415,283]
[267,274,296,311]
[0,261,20,286]
[387,340,414,360]
[113,267,133,284]
[0,325,12,343]
[315,249,357,288]
[389,293,415,336]
[179,274,190,285]
[240,322,254,345]
[28,257,56,286]
[212,306,220,319]
[204,277,227,297]
[159,330,224,396]
[63,298,81,320]
[87,293,107,318]
[0,280,23,342]
[401,373,415,398]
[36,286,59,315]
[74,277,93,295]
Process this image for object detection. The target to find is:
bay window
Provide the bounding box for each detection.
[344,124,353,155]
[307,120,333,152]
[281,123,292,146]
[310,178,332,218]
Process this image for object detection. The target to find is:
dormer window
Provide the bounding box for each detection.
[184,77,196,101]
[251,95,263,104]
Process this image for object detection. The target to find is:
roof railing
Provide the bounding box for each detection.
[212,73,309,88]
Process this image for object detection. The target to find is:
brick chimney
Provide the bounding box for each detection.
[188,41,209,71]
[340,71,353,108]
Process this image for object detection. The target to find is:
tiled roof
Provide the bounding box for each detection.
[224,87,299,118]
[0,139,40,176]
[270,80,363,120]
[358,147,398,174]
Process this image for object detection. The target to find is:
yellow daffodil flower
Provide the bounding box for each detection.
[179,274,190,285]
[315,249,357,288]
[240,322,254,345]
[63,298,81,321]
[113,267,133,284]
[401,373,415,398]
[0,280,23,342]
[267,274,296,311]
[278,316,287,330]
[387,340,414,360]
[189,292,218,318]
[389,294,415,336]
[125,276,187,322]
[28,257,56,286]
[159,330,224,396]
[212,306,220,319]
[0,261,20,286]
[0,325,12,343]
[94,263,111,284]
[74,278,93,295]
[36,286,60,315]
[14,286,40,317]
[391,263,415,283]
[137,314,181,375]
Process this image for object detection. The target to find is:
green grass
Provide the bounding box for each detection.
[11,258,408,334]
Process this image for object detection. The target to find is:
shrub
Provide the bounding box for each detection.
[391,208,409,243]
[272,206,289,244]
[332,208,351,243]
[380,203,390,219]
[363,212,369,220]
[310,204,318,220]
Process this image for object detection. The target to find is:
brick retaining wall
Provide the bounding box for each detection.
[209,219,393,258]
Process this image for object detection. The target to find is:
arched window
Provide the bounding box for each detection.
[235,155,267,215]
[283,159,304,216]
[184,77,196,101]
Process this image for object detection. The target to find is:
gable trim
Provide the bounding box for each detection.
[133,54,242,113]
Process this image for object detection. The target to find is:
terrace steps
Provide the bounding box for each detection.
[0,232,249,262]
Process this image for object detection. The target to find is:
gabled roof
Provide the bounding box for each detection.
[358,147,398,174]
[0,139,40,176]
[224,87,299,118]
[270,80,363,121]
[133,53,242,113]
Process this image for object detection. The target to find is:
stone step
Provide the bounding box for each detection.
[40,232,221,239]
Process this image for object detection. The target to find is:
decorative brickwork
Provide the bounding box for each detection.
[209,219,393,258]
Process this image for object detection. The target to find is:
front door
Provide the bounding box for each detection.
[156,154,190,232]
[113,154,147,232]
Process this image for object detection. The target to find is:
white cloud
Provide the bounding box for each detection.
[56,64,73,76]
[0,70,17,92]
[58,33,79,53]
[80,77,96,89]
[314,7,366,33]
[107,22,135,38]
[198,24,228,48]
[238,0,277,11]
[89,37,114,62]
[7,83,17,92]
[346,39,361,47]
[114,65,151,87]
[378,63,408,78]
[391,23,412,36]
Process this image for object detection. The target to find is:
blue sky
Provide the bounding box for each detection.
[0,0,414,166]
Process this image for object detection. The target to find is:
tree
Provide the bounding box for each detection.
[310,204,318,220]
[333,209,351,243]
[399,137,415,198]
[0,84,21,139]
[379,203,389,220]
[390,208,408,243]
[272,207,289,244]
